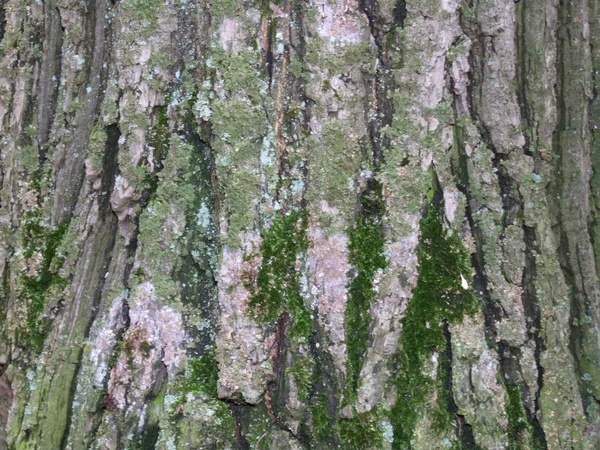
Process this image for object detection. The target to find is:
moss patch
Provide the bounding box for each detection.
[504,383,536,450]
[17,209,68,351]
[345,179,386,396]
[181,348,219,398]
[391,205,478,449]
[148,104,170,166]
[247,209,311,339]
[308,396,384,450]
[339,410,385,450]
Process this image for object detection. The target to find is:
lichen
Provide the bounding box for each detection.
[391,205,478,449]
[209,44,271,243]
[306,123,363,228]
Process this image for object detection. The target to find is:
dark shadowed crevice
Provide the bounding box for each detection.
[98,124,121,212]
[230,402,251,450]
[521,225,548,448]
[37,5,63,158]
[394,0,407,29]
[178,127,219,354]
[360,0,394,168]
[304,321,342,448]
[51,0,114,225]
[442,322,480,450]
[450,108,501,348]
[514,1,533,158]
[0,0,6,44]
[139,423,160,450]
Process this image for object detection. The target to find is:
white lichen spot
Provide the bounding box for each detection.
[381,420,394,444]
[195,202,211,229]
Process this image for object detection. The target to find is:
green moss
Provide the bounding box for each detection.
[308,396,384,450]
[18,210,68,351]
[210,0,240,17]
[504,383,535,450]
[238,402,273,449]
[345,179,386,396]
[247,209,311,339]
[391,205,478,449]
[309,396,384,450]
[148,104,170,164]
[182,348,219,398]
[339,410,385,450]
[172,398,237,448]
[285,357,313,403]
[309,395,332,445]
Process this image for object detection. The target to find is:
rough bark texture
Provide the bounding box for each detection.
[0,0,599,449]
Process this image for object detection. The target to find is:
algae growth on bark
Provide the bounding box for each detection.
[0,0,599,449]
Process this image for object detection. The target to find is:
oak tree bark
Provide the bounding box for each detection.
[0,0,599,449]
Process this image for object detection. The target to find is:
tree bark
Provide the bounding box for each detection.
[0,0,599,449]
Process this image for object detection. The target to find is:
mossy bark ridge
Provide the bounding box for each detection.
[0,0,598,449]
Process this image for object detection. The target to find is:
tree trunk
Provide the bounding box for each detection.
[0,0,599,449]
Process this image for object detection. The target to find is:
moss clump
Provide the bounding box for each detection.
[182,348,219,398]
[391,206,478,449]
[309,395,331,445]
[308,397,384,450]
[247,209,311,338]
[345,179,386,396]
[339,410,385,450]
[286,357,312,403]
[18,210,68,351]
[169,348,220,415]
[504,383,534,450]
[148,104,170,164]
